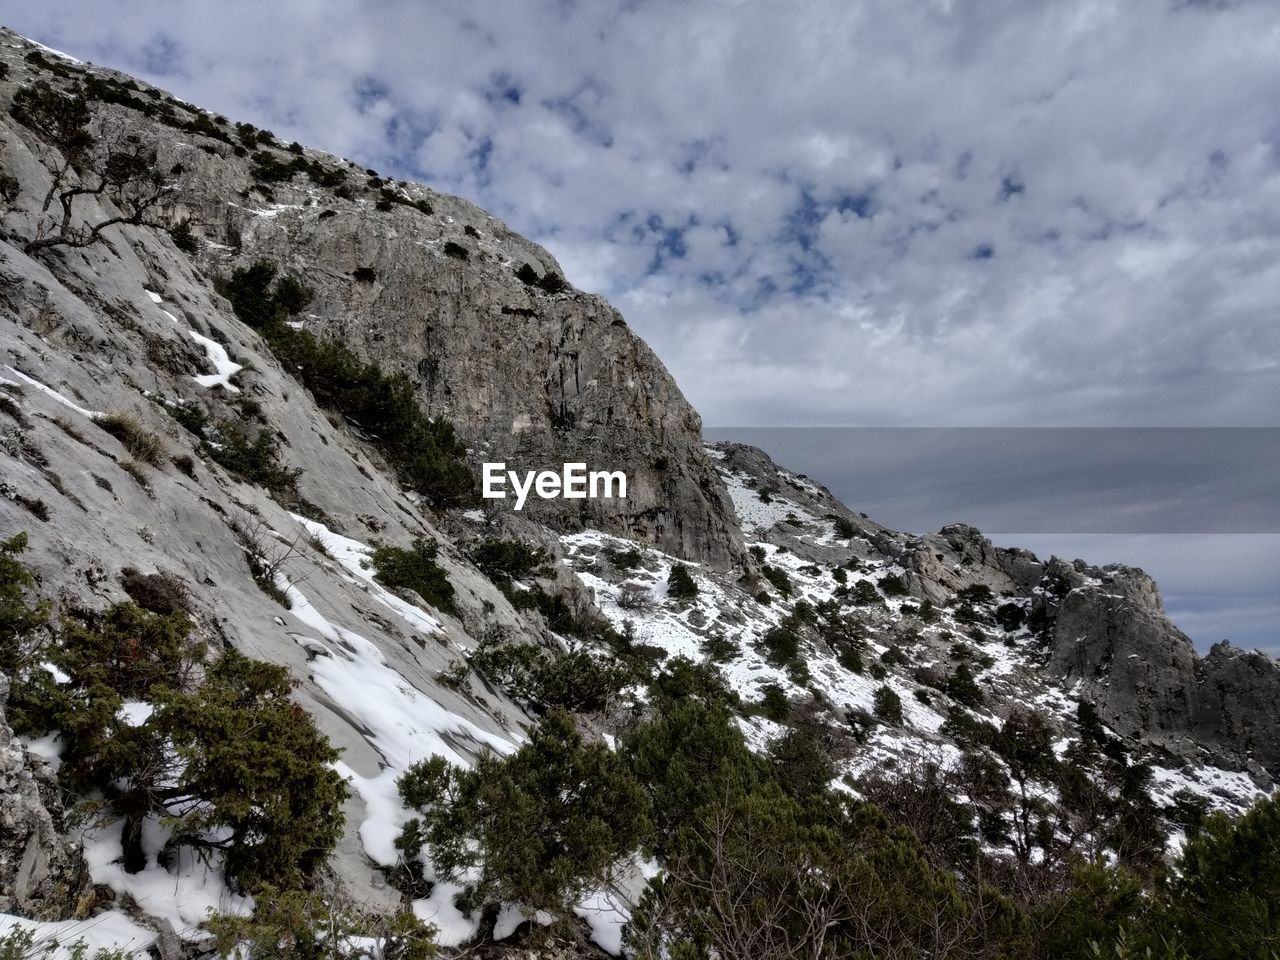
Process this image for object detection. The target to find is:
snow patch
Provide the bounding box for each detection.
[3,366,100,418]
[188,331,242,393]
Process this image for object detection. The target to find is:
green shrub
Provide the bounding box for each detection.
[873,685,904,725]
[700,632,740,663]
[881,644,909,668]
[0,533,50,674]
[834,516,856,538]
[622,700,764,846]
[996,601,1026,631]
[250,150,308,183]
[607,546,643,570]
[396,709,649,922]
[837,643,864,674]
[207,420,302,500]
[767,727,834,801]
[170,218,199,253]
[210,886,437,960]
[667,563,698,601]
[469,641,631,714]
[648,655,735,707]
[513,263,568,293]
[371,538,455,612]
[468,538,550,584]
[502,584,616,643]
[848,579,883,606]
[10,81,93,157]
[221,261,301,328]
[879,573,909,596]
[755,681,791,721]
[761,564,792,597]
[627,777,994,960]
[947,662,985,706]
[1148,792,1280,959]
[0,927,130,960]
[257,319,474,508]
[352,265,377,282]
[94,412,165,465]
[10,604,345,891]
[759,623,801,670]
[157,650,349,888]
[119,567,189,615]
[939,707,998,748]
[957,583,994,604]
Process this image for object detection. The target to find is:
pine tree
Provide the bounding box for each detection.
[667,563,698,601]
[11,596,346,892]
[396,709,651,922]
[873,685,904,725]
[0,533,50,674]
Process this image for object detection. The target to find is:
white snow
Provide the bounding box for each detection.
[411,881,482,947]
[115,701,154,727]
[2,366,100,418]
[144,289,163,304]
[289,514,442,634]
[281,576,514,867]
[21,732,62,770]
[575,887,635,955]
[41,662,70,684]
[188,330,242,392]
[21,37,83,63]
[81,817,252,937]
[0,911,155,959]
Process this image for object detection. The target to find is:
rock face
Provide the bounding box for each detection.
[1193,642,1280,776]
[247,219,744,568]
[26,41,743,567]
[1038,560,1200,747]
[0,674,89,920]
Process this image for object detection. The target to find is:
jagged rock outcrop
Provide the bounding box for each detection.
[903,524,1042,604]
[0,673,89,920]
[1038,560,1200,746]
[1194,641,1280,777]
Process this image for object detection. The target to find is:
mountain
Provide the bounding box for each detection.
[0,28,1275,959]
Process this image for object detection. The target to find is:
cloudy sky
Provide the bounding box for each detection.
[3,1,1276,651]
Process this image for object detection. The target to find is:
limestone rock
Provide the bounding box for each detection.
[0,674,90,920]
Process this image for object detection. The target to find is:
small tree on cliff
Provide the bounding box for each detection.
[10,80,170,255]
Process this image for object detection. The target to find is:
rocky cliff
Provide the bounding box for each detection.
[5,37,742,567]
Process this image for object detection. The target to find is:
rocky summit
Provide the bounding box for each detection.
[0,28,1276,960]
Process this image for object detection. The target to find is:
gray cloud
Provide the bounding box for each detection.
[6,0,1279,427]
